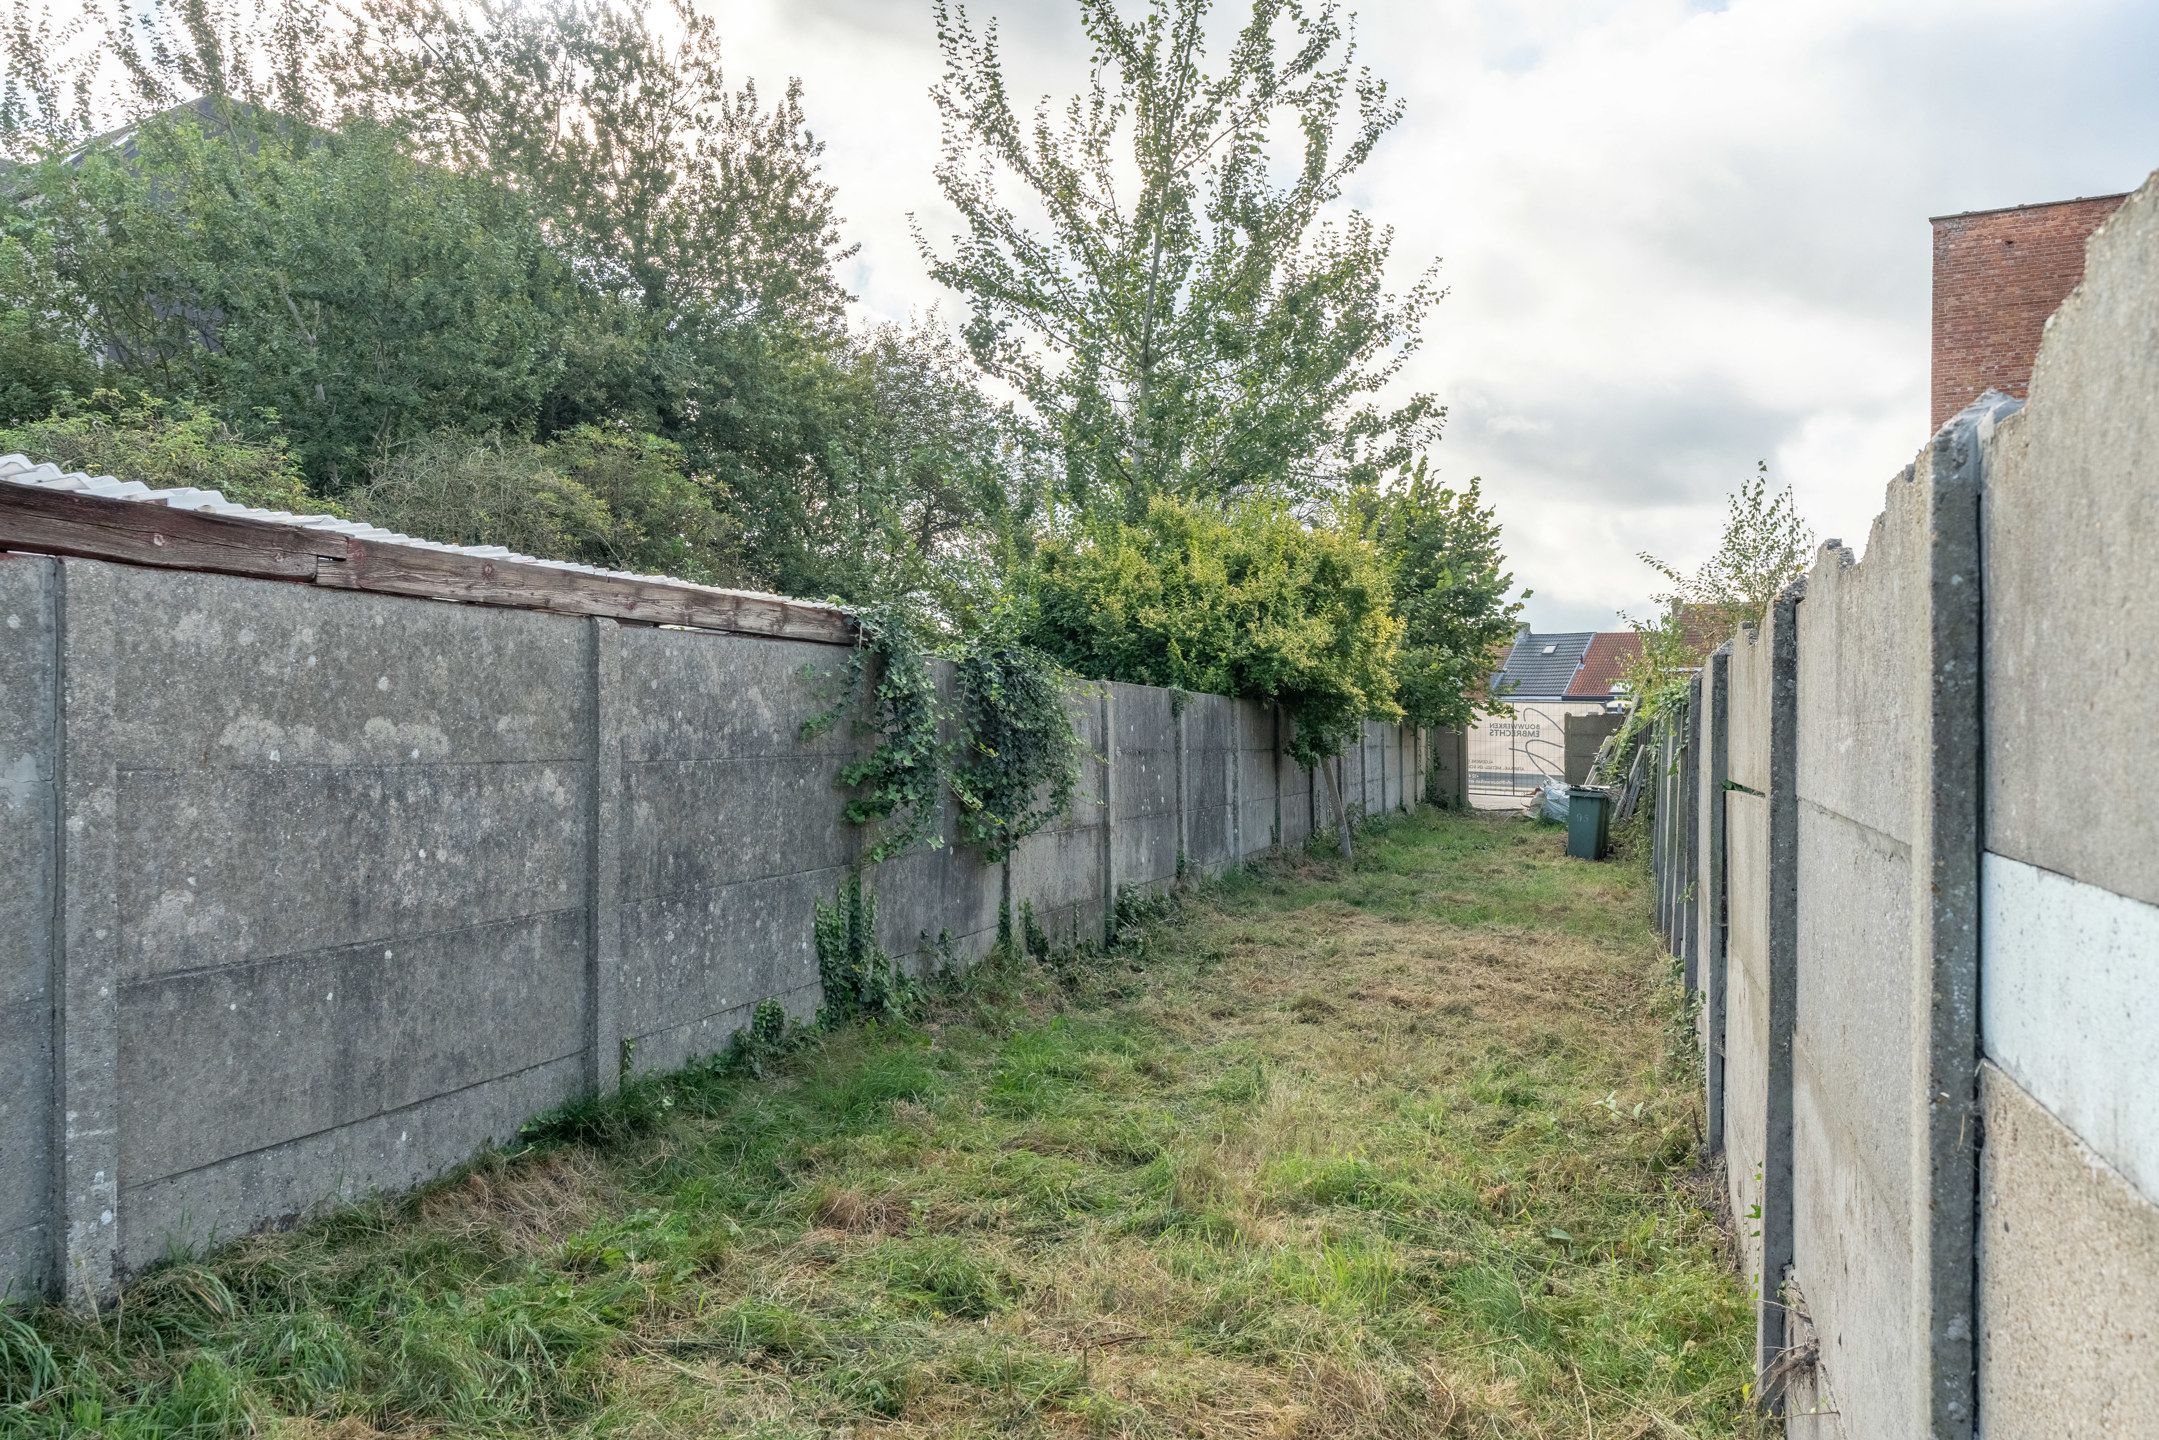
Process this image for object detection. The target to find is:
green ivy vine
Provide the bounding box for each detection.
[813,870,916,1021]
[801,602,947,864]
[804,601,1078,868]
[949,625,1081,864]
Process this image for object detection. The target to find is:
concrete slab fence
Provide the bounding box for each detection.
[1650,170,2159,1438]
[0,541,1445,1306]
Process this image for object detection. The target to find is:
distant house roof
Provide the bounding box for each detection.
[1566,632,1643,700]
[1491,630,1595,701]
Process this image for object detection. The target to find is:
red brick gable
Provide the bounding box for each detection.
[1931,194,2128,431]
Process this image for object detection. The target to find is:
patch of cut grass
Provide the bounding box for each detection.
[0,809,1765,1438]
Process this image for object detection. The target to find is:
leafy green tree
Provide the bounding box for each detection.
[1639,461,1814,642]
[0,227,99,425]
[0,0,327,158]
[333,1,1040,609]
[13,109,572,489]
[0,0,1141,620]
[337,0,853,331]
[922,0,1440,520]
[1349,461,1522,731]
[1019,493,1401,857]
[1618,462,1814,748]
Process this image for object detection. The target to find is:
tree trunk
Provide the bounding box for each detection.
[1322,753,1356,864]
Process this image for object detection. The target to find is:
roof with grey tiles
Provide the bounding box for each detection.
[1492,631,1595,700]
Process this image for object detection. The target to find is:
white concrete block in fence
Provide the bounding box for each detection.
[1981,852,2159,1208]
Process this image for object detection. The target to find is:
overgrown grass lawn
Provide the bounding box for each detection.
[2,811,1763,1438]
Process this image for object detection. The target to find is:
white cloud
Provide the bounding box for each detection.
[721,0,2159,629]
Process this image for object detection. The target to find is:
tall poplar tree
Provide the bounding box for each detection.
[920,0,1441,520]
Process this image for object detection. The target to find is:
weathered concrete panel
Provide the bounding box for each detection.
[1982,853,2159,1207]
[1235,702,1276,858]
[1010,688,1108,946]
[103,566,588,768]
[1789,517,1925,1436]
[1183,695,1233,874]
[619,868,837,1049]
[1976,1062,2159,1439]
[1724,786,1771,1293]
[0,555,55,1300]
[121,1054,586,1273]
[624,756,852,899]
[1728,628,1773,796]
[1109,683,1177,893]
[925,848,1003,968]
[869,815,995,972]
[1791,811,1917,1430]
[615,629,856,765]
[614,625,857,1046]
[120,911,587,1182]
[117,763,588,983]
[1695,649,1728,1156]
[1109,682,1177,823]
[1984,181,2159,909]
[1009,820,1103,948]
[1187,800,1230,874]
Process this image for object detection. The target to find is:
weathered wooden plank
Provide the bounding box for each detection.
[317,539,855,644]
[2,483,857,644]
[0,484,342,580]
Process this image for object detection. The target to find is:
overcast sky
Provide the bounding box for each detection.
[722,0,2159,631]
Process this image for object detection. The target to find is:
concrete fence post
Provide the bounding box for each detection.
[585,618,623,1098]
[1260,708,1278,850]
[1759,582,1802,1380]
[1912,403,1993,1439]
[1683,678,1702,992]
[1700,645,1731,1158]
[1663,722,1674,939]
[1173,695,1189,876]
[1654,724,1670,933]
[52,559,121,1309]
[1226,700,1242,862]
[1099,685,1116,943]
[1669,720,1683,946]
[1377,721,1387,814]
[1675,712,1691,954]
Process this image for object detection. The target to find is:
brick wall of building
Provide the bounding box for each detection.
[1930,194,2126,431]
